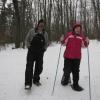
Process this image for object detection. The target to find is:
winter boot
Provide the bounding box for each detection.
[25,85,31,90]
[61,75,69,86]
[71,84,84,91]
[33,81,41,86]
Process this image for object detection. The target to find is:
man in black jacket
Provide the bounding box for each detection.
[25,19,48,89]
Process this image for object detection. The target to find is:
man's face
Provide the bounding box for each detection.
[74,26,81,34]
[38,23,45,31]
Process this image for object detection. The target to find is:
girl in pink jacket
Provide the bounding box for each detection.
[61,23,89,91]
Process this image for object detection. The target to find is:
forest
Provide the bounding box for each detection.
[0,0,100,48]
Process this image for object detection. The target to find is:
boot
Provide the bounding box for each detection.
[25,85,31,90]
[71,84,84,91]
[61,75,69,86]
[33,81,41,86]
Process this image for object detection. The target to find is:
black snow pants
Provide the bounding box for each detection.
[25,49,44,86]
[63,58,81,85]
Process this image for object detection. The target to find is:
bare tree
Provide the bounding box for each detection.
[12,0,21,48]
[91,0,100,39]
[1,0,100,47]
[0,0,7,34]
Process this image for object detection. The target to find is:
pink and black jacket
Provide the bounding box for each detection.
[62,24,89,59]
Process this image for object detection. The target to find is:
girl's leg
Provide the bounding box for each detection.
[61,59,72,85]
[72,59,80,86]
[71,59,83,91]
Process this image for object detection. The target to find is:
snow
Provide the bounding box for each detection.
[0,40,100,100]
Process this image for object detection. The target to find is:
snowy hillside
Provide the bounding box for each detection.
[0,40,100,100]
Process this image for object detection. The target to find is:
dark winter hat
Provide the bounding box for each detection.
[73,23,82,31]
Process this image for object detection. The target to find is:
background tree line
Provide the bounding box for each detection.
[0,0,100,48]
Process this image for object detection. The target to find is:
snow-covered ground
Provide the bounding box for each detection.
[0,40,100,100]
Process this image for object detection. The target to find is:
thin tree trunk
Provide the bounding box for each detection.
[13,0,21,48]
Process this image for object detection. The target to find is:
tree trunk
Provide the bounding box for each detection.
[12,0,21,48]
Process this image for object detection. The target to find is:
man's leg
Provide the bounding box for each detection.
[25,50,34,88]
[33,54,43,86]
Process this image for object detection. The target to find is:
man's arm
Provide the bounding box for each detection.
[25,29,35,48]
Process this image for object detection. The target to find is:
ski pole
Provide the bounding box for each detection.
[85,32,92,100]
[52,44,62,95]
[87,46,92,100]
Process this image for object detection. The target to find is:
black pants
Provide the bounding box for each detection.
[63,58,81,85]
[25,49,44,86]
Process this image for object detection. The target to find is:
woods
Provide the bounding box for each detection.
[0,0,100,48]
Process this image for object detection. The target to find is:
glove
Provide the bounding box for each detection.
[85,37,89,44]
[60,35,64,42]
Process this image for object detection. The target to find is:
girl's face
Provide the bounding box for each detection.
[74,26,81,34]
[38,23,45,31]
